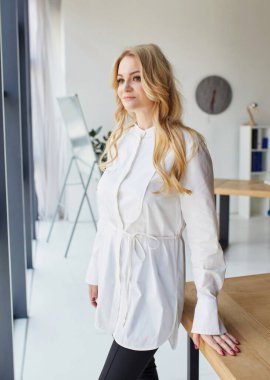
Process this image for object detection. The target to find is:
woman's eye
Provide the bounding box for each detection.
[116,75,141,85]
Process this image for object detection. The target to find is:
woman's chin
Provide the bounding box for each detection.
[123,105,137,112]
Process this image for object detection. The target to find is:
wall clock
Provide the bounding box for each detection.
[195,75,232,115]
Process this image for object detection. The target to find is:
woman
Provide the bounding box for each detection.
[85,43,240,380]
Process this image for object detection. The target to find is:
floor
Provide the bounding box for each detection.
[20,214,270,380]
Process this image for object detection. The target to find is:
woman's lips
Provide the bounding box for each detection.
[123,97,136,100]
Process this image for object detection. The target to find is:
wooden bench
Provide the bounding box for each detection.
[181,273,270,379]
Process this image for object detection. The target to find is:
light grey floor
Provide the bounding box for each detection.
[21,215,270,380]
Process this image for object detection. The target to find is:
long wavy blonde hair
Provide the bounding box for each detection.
[98,43,205,195]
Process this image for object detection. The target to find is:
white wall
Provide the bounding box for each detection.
[62,0,270,213]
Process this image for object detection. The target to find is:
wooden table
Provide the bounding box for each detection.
[182,273,270,380]
[214,179,270,250]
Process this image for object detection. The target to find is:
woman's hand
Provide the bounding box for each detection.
[88,284,98,308]
[193,332,241,356]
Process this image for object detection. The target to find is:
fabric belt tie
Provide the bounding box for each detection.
[108,221,183,326]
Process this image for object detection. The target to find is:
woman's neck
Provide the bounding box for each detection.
[135,110,154,130]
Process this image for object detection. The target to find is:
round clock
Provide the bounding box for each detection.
[195,75,232,115]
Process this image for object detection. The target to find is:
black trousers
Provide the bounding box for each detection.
[98,339,159,380]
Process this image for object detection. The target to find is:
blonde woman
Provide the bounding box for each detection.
[85,43,240,380]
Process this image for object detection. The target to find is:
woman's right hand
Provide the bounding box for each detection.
[88,285,98,308]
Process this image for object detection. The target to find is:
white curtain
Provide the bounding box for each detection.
[29,0,69,220]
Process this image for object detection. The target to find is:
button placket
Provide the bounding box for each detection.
[115,133,146,229]
[112,127,156,327]
[112,132,146,326]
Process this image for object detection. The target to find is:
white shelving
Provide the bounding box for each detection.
[239,124,270,218]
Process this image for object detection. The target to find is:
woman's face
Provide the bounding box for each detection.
[117,55,154,113]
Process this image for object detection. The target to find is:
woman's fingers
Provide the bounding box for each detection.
[91,299,97,307]
[201,333,241,356]
[201,335,225,356]
[88,285,98,308]
[212,335,238,356]
[224,332,240,345]
[192,333,200,348]
[217,334,241,353]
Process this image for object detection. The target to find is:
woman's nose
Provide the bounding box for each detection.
[123,79,133,91]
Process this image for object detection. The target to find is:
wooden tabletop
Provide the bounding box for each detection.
[182,273,270,379]
[214,178,270,198]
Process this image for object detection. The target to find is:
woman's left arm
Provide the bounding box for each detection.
[180,139,240,356]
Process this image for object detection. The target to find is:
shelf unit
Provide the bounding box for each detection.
[239,124,270,218]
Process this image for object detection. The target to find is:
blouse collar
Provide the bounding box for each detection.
[133,122,155,139]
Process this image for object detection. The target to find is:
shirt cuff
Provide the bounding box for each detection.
[191,296,227,335]
[84,257,98,285]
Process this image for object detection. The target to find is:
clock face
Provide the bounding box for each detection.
[195,75,232,115]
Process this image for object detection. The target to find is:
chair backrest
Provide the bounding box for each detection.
[57,94,97,175]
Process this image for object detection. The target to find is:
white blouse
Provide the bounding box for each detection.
[85,122,227,351]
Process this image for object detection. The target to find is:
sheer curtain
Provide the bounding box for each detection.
[29,0,69,220]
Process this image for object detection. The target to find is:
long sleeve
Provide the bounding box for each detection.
[180,139,227,335]
[85,173,106,285]
[84,137,119,286]
[84,217,104,285]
